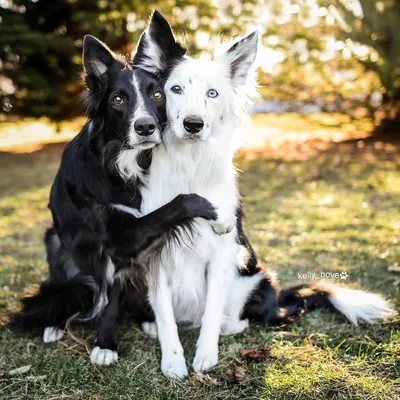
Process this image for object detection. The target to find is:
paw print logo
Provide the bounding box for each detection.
[340,272,348,280]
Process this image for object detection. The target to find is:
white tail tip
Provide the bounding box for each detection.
[328,287,395,325]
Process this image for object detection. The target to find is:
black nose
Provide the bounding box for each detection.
[183,116,204,134]
[134,117,156,136]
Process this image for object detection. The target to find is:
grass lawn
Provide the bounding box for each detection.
[0,114,399,399]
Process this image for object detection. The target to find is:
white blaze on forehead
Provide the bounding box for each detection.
[131,73,148,116]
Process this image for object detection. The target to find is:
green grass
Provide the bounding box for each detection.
[0,115,400,399]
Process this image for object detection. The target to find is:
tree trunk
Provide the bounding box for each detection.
[375,91,400,135]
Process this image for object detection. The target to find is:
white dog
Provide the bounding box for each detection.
[132,11,394,379]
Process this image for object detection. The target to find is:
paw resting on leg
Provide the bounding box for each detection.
[90,346,118,366]
[210,214,237,235]
[43,326,64,343]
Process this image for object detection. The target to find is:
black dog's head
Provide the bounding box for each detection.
[83,35,165,150]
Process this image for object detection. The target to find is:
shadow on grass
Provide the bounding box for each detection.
[0,142,68,198]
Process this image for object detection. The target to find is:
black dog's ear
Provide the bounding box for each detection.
[132,10,186,76]
[82,36,123,117]
[83,35,123,86]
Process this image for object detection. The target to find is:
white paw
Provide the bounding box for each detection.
[210,214,236,235]
[43,326,64,343]
[141,321,158,339]
[161,351,188,379]
[90,346,118,366]
[192,345,219,372]
[220,319,249,336]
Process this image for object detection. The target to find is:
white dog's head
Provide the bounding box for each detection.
[133,11,259,142]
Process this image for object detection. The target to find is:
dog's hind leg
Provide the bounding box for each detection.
[192,242,238,372]
[90,281,121,366]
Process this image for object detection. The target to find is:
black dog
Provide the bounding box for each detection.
[11,33,217,365]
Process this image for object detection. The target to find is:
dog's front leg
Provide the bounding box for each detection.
[90,281,121,365]
[192,245,237,372]
[148,267,188,379]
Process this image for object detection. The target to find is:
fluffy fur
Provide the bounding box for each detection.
[10,33,217,365]
[132,11,395,378]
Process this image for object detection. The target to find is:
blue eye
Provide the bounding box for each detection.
[171,85,182,94]
[207,89,219,98]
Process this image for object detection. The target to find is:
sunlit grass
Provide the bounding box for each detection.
[0,114,399,399]
[0,117,84,151]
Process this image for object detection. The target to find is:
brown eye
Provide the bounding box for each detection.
[152,91,164,101]
[171,85,182,94]
[112,95,123,105]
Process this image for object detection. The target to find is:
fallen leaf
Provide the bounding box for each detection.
[190,371,218,386]
[8,365,31,376]
[226,366,250,386]
[239,345,271,363]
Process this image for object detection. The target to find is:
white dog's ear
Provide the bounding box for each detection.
[223,31,259,87]
[132,10,186,76]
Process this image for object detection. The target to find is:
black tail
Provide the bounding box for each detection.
[276,282,334,323]
[10,276,95,331]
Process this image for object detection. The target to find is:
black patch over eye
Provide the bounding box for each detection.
[112,95,123,105]
[152,91,164,101]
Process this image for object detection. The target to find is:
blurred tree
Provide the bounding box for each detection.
[327,0,400,131]
[258,0,378,110]
[1,0,248,121]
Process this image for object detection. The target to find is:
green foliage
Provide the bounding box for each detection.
[260,0,380,104]
[2,0,260,120]
[329,0,400,101]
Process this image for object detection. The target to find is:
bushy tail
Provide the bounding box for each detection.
[277,281,395,325]
[10,276,95,331]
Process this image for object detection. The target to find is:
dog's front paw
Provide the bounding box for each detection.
[43,326,64,343]
[90,346,118,366]
[210,214,237,235]
[161,351,188,379]
[192,345,219,372]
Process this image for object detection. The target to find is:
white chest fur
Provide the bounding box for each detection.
[140,133,239,325]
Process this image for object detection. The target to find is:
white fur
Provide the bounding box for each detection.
[90,346,118,366]
[221,271,264,334]
[141,321,158,339]
[148,268,188,378]
[329,287,395,325]
[116,149,144,181]
[43,326,64,343]
[89,60,108,76]
[112,204,142,218]
[136,31,166,74]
